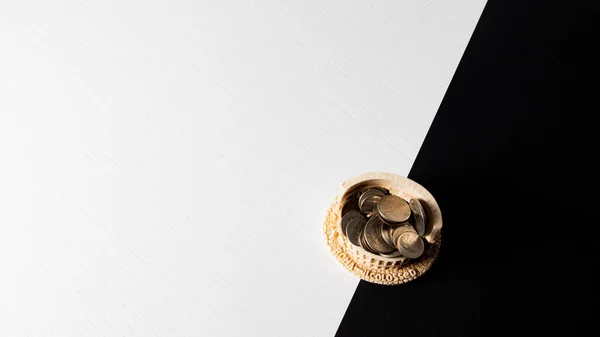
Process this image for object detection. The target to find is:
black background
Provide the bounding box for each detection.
[336,0,595,336]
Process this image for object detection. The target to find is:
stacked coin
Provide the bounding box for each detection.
[341,187,428,260]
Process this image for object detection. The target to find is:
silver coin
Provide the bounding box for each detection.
[393,226,425,259]
[409,198,427,236]
[364,216,396,254]
[381,225,396,248]
[377,195,411,224]
[359,189,385,214]
[345,217,366,247]
[341,210,364,234]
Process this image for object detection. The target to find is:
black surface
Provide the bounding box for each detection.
[336,0,595,336]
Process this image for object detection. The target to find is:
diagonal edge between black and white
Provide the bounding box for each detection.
[335,0,594,335]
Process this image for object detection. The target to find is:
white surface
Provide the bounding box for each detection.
[0,1,485,336]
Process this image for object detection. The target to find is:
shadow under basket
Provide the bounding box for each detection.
[323,172,442,285]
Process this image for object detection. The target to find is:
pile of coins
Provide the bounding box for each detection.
[341,187,428,259]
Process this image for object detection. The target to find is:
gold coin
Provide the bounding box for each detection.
[364,216,396,254]
[341,210,364,235]
[381,224,396,248]
[345,217,366,247]
[393,226,424,259]
[377,195,411,224]
[359,231,378,254]
[358,188,385,214]
[391,225,412,243]
[409,199,426,236]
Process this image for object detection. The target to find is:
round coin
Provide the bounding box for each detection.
[359,230,378,254]
[358,188,386,213]
[364,216,397,254]
[381,224,396,248]
[361,194,383,214]
[409,199,427,236]
[391,225,416,243]
[341,210,364,234]
[395,230,425,259]
[377,195,411,224]
[345,217,367,247]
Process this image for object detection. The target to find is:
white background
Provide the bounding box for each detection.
[0,1,485,336]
